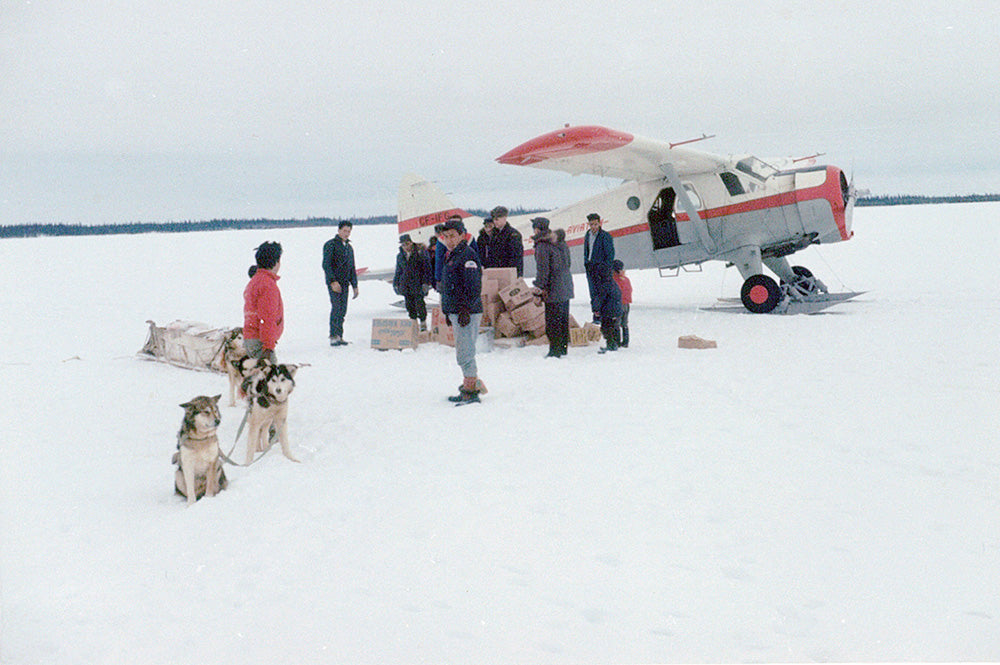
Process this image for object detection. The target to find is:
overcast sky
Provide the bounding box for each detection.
[3,1,998,225]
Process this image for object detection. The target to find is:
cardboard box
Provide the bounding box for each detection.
[678,335,717,349]
[525,334,549,346]
[498,278,534,310]
[569,314,580,329]
[482,267,517,292]
[430,307,455,346]
[482,278,501,299]
[371,318,419,350]
[494,311,521,338]
[569,327,590,347]
[583,322,603,342]
[483,299,504,327]
[522,310,546,335]
[509,299,544,325]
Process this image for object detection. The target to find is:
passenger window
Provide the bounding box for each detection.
[674,184,702,212]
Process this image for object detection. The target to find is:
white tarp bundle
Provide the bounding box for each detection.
[138,320,233,372]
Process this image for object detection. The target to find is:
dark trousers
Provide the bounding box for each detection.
[545,301,570,356]
[600,316,621,350]
[404,294,427,322]
[618,304,630,347]
[328,286,349,338]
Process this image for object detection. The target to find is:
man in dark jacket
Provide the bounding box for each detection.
[322,221,358,346]
[485,205,524,276]
[530,217,574,358]
[476,217,494,267]
[393,234,432,331]
[591,262,623,353]
[583,212,614,322]
[440,216,485,405]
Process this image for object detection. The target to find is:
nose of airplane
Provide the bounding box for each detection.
[839,168,855,239]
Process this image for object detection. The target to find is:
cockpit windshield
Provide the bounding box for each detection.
[735,156,778,181]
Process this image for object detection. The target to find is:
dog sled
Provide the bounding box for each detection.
[138,320,235,373]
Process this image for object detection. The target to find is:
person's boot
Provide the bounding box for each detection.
[448,376,481,404]
[621,326,629,348]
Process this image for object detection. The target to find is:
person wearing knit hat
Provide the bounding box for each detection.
[531,218,574,358]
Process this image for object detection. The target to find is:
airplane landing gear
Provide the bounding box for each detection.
[741,274,782,313]
[780,265,828,299]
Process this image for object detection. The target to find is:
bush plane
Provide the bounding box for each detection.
[371,124,858,313]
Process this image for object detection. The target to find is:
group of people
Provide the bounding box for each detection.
[239,211,633,406]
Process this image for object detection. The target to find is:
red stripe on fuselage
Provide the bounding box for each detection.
[398,208,469,234]
[674,166,848,240]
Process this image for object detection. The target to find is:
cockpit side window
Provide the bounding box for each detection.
[720,172,745,196]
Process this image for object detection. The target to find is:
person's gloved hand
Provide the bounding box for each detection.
[458,308,470,327]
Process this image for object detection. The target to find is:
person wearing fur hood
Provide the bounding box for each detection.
[530,217,574,358]
[393,234,432,331]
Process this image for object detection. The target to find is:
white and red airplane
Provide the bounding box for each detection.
[371,124,857,313]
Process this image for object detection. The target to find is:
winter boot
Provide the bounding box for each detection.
[621,326,629,348]
[448,376,481,404]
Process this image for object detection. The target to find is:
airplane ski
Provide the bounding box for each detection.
[706,291,866,314]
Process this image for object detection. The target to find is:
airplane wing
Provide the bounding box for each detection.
[356,266,394,283]
[496,125,727,180]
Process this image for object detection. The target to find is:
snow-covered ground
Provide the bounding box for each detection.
[2,202,998,663]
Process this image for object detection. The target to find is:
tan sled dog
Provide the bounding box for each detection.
[173,395,228,504]
[244,362,299,464]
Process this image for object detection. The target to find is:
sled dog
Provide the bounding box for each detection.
[173,395,228,504]
[243,362,300,464]
[219,327,253,407]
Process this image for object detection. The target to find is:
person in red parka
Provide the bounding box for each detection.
[612,259,632,348]
[243,241,284,360]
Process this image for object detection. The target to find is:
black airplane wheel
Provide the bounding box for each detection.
[741,274,782,313]
[780,265,813,285]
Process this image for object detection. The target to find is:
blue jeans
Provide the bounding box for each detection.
[328,285,349,338]
[453,313,482,378]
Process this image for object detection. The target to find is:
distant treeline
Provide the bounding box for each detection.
[856,193,1000,206]
[2,197,997,239]
[0,215,395,239]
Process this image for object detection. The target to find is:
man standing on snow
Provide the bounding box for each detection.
[485,205,524,277]
[440,216,486,405]
[530,217,574,358]
[322,220,358,346]
[583,212,614,322]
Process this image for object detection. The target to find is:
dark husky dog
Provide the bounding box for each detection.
[219,327,253,407]
[243,362,299,464]
[173,395,228,504]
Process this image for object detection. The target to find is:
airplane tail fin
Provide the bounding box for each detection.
[397,173,470,243]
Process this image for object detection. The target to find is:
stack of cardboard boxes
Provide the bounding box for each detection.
[425,266,597,348]
[484,269,545,342]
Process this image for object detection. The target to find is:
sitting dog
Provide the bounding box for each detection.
[219,327,251,407]
[173,394,227,504]
[243,361,300,464]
